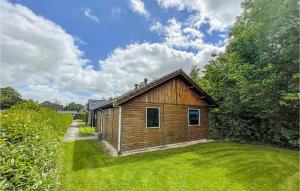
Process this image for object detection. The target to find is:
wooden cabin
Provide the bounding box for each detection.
[94,69,217,155]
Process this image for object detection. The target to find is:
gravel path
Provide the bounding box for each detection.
[63,122,97,142]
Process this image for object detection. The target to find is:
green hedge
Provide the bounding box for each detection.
[0,101,72,190]
[74,112,87,121]
[208,108,299,149]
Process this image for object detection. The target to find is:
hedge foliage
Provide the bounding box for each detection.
[0,101,72,190]
[74,112,87,121]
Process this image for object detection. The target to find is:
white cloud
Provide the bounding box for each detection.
[129,0,150,18]
[98,43,197,91]
[74,35,87,45]
[0,0,93,104]
[84,8,99,23]
[0,0,226,105]
[1,0,87,87]
[156,0,242,32]
[150,18,207,51]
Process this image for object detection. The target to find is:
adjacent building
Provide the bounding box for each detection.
[86,99,107,126]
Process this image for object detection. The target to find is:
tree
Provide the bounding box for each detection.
[189,65,201,84]
[193,0,299,148]
[0,87,22,109]
[64,102,83,112]
[40,101,64,111]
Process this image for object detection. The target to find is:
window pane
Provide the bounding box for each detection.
[147,108,159,128]
[189,109,199,125]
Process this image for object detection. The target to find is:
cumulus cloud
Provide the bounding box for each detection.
[129,0,150,18]
[84,8,100,23]
[98,43,197,90]
[156,0,242,32]
[0,0,95,103]
[0,0,227,104]
[151,18,206,50]
[0,0,87,87]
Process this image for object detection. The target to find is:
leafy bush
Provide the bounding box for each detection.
[74,112,87,121]
[0,101,72,190]
[208,107,299,149]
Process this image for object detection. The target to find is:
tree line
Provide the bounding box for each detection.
[191,0,299,148]
[0,87,84,111]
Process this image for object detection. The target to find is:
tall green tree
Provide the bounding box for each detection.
[193,0,299,148]
[64,102,83,112]
[0,87,22,109]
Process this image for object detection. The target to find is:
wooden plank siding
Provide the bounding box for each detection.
[120,78,210,152]
[121,103,164,151]
[131,78,208,106]
[96,107,119,149]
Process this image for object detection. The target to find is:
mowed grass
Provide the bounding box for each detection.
[74,119,86,127]
[79,127,95,136]
[60,141,299,191]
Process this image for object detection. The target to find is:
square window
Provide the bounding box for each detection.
[188,109,200,126]
[146,108,160,128]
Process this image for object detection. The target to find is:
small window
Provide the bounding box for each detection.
[188,109,200,126]
[146,108,160,128]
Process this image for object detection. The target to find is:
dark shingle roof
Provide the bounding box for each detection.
[95,69,217,110]
[86,99,107,110]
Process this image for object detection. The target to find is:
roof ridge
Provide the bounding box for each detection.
[95,68,217,109]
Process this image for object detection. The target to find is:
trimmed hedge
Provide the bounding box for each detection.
[74,112,87,121]
[0,101,72,190]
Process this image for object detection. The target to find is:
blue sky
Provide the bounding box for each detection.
[11,0,225,69]
[1,0,242,104]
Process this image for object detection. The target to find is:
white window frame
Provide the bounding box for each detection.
[146,107,160,128]
[188,108,201,126]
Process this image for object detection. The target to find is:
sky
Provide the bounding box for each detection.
[0,0,242,105]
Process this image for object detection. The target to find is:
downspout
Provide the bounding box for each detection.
[117,106,122,155]
[100,110,103,139]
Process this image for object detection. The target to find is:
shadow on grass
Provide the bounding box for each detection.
[72,140,295,169]
[71,140,229,171]
[67,140,299,190]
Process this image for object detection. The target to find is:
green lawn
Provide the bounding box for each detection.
[79,127,95,136]
[60,141,299,191]
[74,119,86,127]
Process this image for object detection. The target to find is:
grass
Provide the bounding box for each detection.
[79,127,95,136]
[74,119,86,127]
[73,119,95,136]
[60,141,299,191]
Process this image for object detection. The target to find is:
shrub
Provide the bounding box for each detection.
[0,101,72,190]
[208,108,299,149]
[74,112,87,121]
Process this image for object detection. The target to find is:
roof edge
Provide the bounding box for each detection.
[115,69,217,107]
[95,69,217,110]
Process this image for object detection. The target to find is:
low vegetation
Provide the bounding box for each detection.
[74,119,86,127]
[60,140,299,191]
[79,127,95,137]
[0,101,72,190]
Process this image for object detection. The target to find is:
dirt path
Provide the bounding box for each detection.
[63,122,97,142]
